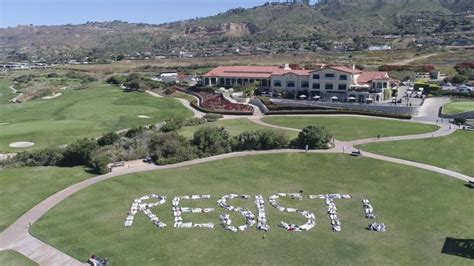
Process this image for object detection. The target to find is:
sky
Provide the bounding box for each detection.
[0,0,267,28]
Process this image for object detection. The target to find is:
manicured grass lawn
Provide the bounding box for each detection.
[0,167,94,232]
[0,250,36,266]
[360,130,474,176]
[31,154,472,265]
[168,91,196,102]
[442,101,474,115]
[0,80,15,104]
[178,118,297,139]
[0,85,192,152]
[262,116,439,141]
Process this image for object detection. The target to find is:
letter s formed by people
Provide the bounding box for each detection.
[269,193,316,232]
[217,194,256,232]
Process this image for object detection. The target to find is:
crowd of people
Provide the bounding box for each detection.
[218,194,256,232]
[172,195,215,229]
[269,193,316,232]
[309,194,352,232]
[124,194,167,228]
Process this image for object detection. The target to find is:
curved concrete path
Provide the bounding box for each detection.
[0,110,472,265]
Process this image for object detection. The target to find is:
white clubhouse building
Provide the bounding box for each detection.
[203,65,395,103]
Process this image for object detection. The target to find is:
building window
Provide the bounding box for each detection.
[383,82,388,88]
[325,84,334,90]
[339,75,347,80]
[274,80,282,87]
[377,82,383,89]
[325,73,335,78]
[313,74,320,79]
[338,84,347,91]
[312,83,320,90]
[287,81,295,88]
[301,81,309,88]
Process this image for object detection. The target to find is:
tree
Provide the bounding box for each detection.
[150,132,197,164]
[192,127,231,156]
[293,125,332,149]
[232,129,289,151]
[98,132,120,146]
[451,75,468,84]
[160,117,184,132]
[60,138,98,167]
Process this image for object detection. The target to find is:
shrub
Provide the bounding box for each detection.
[454,118,466,125]
[160,117,184,132]
[13,149,64,167]
[292,125,332,149]
[125,126,147,138]
[451,75,468,84]
[150,132,197,165]
[232,130,289,151]
[183,118,206,127]
[97,132,120,146]
[106,75,126,85]
[60,138,98,167]
[90,151,112,174]
[203,113,223,122]
[192,127,231,156]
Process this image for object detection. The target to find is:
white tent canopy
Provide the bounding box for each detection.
[331,96,338,100]
[348,96,356,100]
[366,98,374,102]
[313,95,321,99]
[299,94,307,98]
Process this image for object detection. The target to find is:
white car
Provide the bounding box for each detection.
[457,85,473,92]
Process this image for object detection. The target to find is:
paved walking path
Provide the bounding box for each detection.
[0,101,472,265]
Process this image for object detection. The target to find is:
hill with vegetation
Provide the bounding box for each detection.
[0,0,472,62]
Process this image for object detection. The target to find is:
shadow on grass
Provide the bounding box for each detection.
[464,184,474,189]
[441,237,474,259]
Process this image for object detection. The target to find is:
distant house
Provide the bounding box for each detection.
[368,45,392,51]
[202,65,395,103]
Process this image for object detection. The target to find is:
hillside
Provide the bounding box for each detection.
[0,0,472,62]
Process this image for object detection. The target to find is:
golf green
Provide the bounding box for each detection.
[261,116,439,141]
[0,85,192,152]
[31,153,472,265]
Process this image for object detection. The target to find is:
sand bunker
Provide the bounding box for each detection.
[137,115,152,119]
[42,93,63,100]
[9,141,35,148]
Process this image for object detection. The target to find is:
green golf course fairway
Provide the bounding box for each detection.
[442,101,474,115]
[361,130,474,176]
[261,116,439,141]
[0,85,192,152]
[0,166,94,231]
[178,118,297,139]
[31,153,472,265]
[0,250,37,266]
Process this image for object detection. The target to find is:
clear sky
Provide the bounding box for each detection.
[0,0,267,28]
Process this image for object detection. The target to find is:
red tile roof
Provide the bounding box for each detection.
[271,69,311,76]
[357,71,390,84]
[310,65,362,74]
[202,66,281,79]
